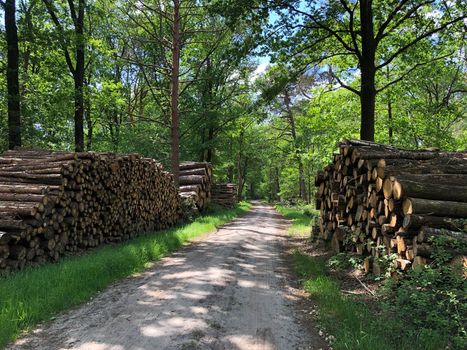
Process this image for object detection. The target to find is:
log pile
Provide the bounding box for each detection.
[314,140,467,274]
[178,162,212,211]
[0,149,180,272]
[212,183,237,207]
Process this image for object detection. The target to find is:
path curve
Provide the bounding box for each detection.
[8,202,324,350]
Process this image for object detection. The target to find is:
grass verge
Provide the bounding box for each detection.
[293,251,462,350]
[294,251,394,350]
[275,204,318,236]
[284,200,465,350]
[0,201,251,348]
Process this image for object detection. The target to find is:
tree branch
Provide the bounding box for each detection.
[376,52,453,93]
[339,0,361,58]
[42,0,76,76]
[377,15,466,70]
[139,1,173,22]
[67,0,78,26]
[375,0,410,41]
[330,66,360,95]
[376,0,435,42]
[285,3,357,54]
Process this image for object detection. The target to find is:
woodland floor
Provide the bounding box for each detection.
[7,202,328,350]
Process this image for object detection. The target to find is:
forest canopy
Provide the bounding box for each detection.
[1,0,466,201]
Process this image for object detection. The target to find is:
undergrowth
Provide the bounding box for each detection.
[293,251,466,350]
[0,201,250,348]
[283,205,467,350]
[275,203,318,236]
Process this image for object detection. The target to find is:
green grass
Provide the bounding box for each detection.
[277,204,458,349]
[0,201,251,348]
[293,251,393,350]
[278,202,458,350]
[293,251,455,350]
[275,204,318,236]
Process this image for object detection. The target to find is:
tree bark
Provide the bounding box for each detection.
[4,0,22,149]
[73,0,85,152]
[206,126,214,163]
[392,177,467,202]
[237,130,244,200]
[403,197,467,218]
[274,166,280,201]
[283,89,306,200]
[386,66,393,144]
[170,0,181,187]
[359,0,376,141]
[403,215,464,231]
[85,79,92,150]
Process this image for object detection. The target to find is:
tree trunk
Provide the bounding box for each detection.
[386,67,393,144]
[274,166,280,201]
[392,177,467,202]
[403,197,467,218]
[283,89,306,200]
[228,139,234,182]
[85,88,92,151]
[359,0,376,141]
[5,0,22,149]
[403,214,462,231]
[73,0,85,152]
[206,126,214,163]
[170,0,181,187]
[298,161,306,201]
[237,130,244,200]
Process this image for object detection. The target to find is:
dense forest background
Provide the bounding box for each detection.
[0,0,466,201]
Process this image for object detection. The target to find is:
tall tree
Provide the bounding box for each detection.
[271,0,466,141]
[2,0,22,149]
[257,66,317,200]
[283,88,306,200]
[42,0,86,151]
[124,0,234,184]
[171,0,181,186]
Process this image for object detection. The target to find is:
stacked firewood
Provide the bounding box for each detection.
[178,162,212,211]
[212,183,237,207]
[314,140,467,274]
[0,149,180,272]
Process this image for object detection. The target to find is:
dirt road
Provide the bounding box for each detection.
[9,203,324,350]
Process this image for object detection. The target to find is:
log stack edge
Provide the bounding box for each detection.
[0,149,180,272]
[212,183,237,208]
[178,161,212,211]
[314,139,467,274]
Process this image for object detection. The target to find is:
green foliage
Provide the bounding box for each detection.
[428,234,467,266]
[0,202,251,348]
[294,251,394,350]
[374,251,399,277]
[382,265,467,349]
[1,0,465,202]
[275,204,318,236]
[293,250,466,350]
[327,253,363,271]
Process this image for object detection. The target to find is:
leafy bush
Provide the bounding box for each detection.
[382,265,467,349]
[327,253,363,270]
[302,204,316,218]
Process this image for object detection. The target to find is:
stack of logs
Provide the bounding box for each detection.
[212,183,238,208]
[178,162,212,211]
[0,149,180,272]
[314,140,467,274]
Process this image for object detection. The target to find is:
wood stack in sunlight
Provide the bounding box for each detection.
[178,161,212,211]
[0,149,180,271]
[314,139,467,274]
[212,183,237,207]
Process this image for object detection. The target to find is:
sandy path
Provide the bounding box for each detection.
[8,203,323,350]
